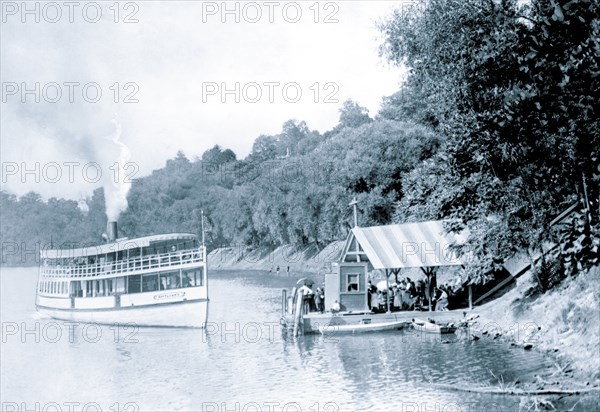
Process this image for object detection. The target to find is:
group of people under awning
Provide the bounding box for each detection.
[367,277,450,313]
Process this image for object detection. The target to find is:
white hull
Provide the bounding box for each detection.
[37,299,208,328]
[412,318,457,334]
[319,320,407,334]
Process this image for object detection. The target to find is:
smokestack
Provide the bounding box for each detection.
[107,221,118,242]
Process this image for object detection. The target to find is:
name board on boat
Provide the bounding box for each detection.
[153,291,186,301]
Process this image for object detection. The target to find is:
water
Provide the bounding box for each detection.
[1,267,593,411]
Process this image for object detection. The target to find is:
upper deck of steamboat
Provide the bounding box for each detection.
[40,233,205,280]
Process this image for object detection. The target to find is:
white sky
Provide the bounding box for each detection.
[1,1,406,206]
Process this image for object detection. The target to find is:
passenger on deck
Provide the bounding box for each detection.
[331,300,341,314]
[314,287,325,313]
[380,291,388,312]
[416,279,425,299]
[299,284,314,313]
[368,280,377,294]
[298,284,312,295]
[405,278,415,296]
[371,291,385,313]
[393,285,402,311]
[370,290,377,312]
[434,287,449,311]
[367,280,376,308]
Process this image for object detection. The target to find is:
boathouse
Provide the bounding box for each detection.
[324,220,470,312]
[324,201,582,312]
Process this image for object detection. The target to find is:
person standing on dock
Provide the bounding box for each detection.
[367,280,376,309]
[434,287,449,311]
[393,285,402,311]
[331,300,341,314]
[299,284,314,314]
[314,287,324,313]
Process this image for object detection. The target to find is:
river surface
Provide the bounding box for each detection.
[1,267,593,411]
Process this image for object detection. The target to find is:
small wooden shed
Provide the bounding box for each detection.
[325,220,468,312]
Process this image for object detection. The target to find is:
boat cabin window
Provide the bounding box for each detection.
[70,281,82,297]
[183,268,203,287]
[127,275,142,294]
[119,268,203,295]
[347,274,359,292]
[160,271,180,290]
[142,274,159,292]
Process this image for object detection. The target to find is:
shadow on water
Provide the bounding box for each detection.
[1,267,596,411]
[283,328,597,411]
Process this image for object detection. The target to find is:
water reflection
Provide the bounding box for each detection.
[0,268,594,411]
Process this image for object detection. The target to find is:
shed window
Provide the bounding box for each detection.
[347,274,359,292]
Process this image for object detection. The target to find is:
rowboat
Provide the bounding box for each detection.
[318,320,407,334]
[412,318,457,334]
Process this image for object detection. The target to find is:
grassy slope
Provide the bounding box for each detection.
[207,241,345,275]
[475,266,600,382]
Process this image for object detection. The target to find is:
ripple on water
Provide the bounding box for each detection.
[0,269,589,411]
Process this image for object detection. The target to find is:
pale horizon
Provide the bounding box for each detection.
[1,1,406,204]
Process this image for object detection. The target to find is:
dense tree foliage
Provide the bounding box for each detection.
[381,0,599,285]
[0,189,107,265]
[117,105,439,250]
[3,1,597,292]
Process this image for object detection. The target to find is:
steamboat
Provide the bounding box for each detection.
[35,221,208,328]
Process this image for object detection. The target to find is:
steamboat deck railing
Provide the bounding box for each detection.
[40,248,205,279]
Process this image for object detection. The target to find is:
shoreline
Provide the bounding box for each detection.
[458,267,600,399]
[210,244,600,398]
[5,247,599,396]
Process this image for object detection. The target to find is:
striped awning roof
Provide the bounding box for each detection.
[351,221,468,269]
